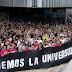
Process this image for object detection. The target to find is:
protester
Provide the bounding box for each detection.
[31,44,36,50]
[34,41,39,49]
[18,45,23,52]
[37,43,43,50]
[28,42,32,49]
[19,42,25,51]
[10,44,17,53]
[1,45,9,56]
[0,44,2,56]
[24,44,30,51]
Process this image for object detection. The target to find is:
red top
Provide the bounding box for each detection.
[18,26,21,29]
[31,48,36,50]
[24,48,30,51]
[34,45,39,48]
[42,29,45,32]
[53,44,60,47]
[5,41,10,46]
[10,49,17,53]
[1,49,9,56]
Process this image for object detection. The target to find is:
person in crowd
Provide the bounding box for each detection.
[46,35,50,42]
[5,39,10,46]
[31,44,36,50]
[28,42,32,49]
[60,36,66,44]
[37,43,42,50]
[7,42,12,50]
[1,45,9,56]
[17,38,21,47]
[10,44,17,53]
[42,33,47,40]
[19,42,25,51]
[0,44,2,56]
[44,41,50,48]
[50,33,55,39]
[52,40,61,47]
[49,40,53,47]
[24,44,30,51]
[37,37,42,44]
[18,45,23,52]
[34,41,39,49]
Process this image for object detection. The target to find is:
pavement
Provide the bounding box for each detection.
[16,59,72,72]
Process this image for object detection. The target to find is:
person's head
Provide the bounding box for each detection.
[28,42,31,47]
[32,44,35,48]
[64,35,67,38]
[47,35,49,38]
[57,33,60,37]
[47,41,49,46]
[12,44,15,49]
[60,30,63,34]
[21,42,24,46]
[68,38,71,41]
[22,39,25,42]
[51,33,54,36]
[13,36,15,39]
[4,32,6,35]
[63,30,66,34]
[4,35,6,38]
[65,39,68,43]
[60,36,64,39]
[25,44,28,49]
[56,23,58,26]
[16,37,18,40]
[54,39,58,44]
[18,38,21,41]
[49,40,52,44]
[19,45,22,50]
[35,41,38,45]
[39,43,42,47]
[3,45,7,50]
[38,37,41,40]
[54,31,56,34]
[57,40,61,44]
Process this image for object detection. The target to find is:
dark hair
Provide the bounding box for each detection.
[21,42,23,44]
[35,41,38,43]
[39,43,42,44]
[3,45,7,48]
[32,44,34,46]
[28,42,31,47]
[47,41,49,43]
[49,40,52,42]
[25,44,28,47]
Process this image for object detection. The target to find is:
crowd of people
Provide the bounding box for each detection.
[0,20,72,56]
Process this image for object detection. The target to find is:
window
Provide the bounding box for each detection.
[32,0,37,7]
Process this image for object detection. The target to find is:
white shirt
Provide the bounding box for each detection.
[45,45,50,48]
[60,39,65,43]
[17,41,21,47]
[60,34,64,37]
[37,40,42,44]
[19,45,25,51]
[1,43,4,48]
[9,38,12,42]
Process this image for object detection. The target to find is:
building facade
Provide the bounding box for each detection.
[0,0,72,24]
[0,0,72,7]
